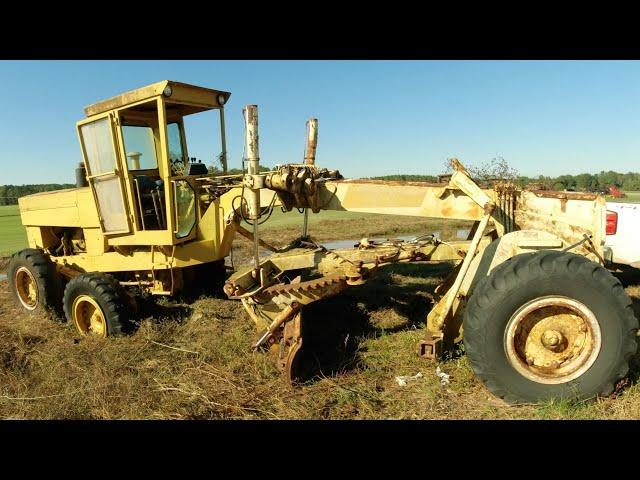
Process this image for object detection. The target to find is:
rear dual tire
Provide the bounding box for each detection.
[63,273,131,337]
[9,251,132,337]
[8,248,62,315]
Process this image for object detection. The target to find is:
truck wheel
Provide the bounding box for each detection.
[8,248,62,314]
[63,273,129,337]
[463,250,638,404]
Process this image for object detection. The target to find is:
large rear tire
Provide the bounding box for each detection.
[463,250,638,404]
[8,248,63,315]
[63,273,130,337]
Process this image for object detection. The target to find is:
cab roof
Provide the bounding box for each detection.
[84,80,231,117]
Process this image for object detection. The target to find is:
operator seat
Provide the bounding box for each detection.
[133,175,166,230]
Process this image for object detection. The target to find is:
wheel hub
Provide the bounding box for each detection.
[72,295,107,338]
[505,296,602,384]
[15,267,38,310]
[541,329,564,351]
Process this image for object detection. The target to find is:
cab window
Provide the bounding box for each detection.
[167,123,184,163]
[122,125,158,170]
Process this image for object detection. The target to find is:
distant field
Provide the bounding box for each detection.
[5,192,640,257]
[244,208,381,230]
[606,191,640,204]
[0,205,26,256]
[0,204,401,258]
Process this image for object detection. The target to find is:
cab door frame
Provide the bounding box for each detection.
[114,98,165,233]
[76,111,132,236]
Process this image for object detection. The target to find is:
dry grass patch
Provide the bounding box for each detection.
[2,216,640,419]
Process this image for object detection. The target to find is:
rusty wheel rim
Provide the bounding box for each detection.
[72,295,107,337]
[15,267,38,310]
[505,296,602,384]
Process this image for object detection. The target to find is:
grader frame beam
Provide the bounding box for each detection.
[227,165,605,374]
[225,107,606,380]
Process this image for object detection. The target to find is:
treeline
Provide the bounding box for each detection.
[371,171,640,192]
[0,184,75,205]
[519,171,640,192]
[371,174,440,183]
[208,165,272,175]
[5,169,639,206]
[0,166,272,205]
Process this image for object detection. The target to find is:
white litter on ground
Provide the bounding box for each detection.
[435,366,450,386]
[395,372,423,386]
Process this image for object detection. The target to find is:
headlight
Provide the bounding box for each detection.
[217,93,226,106]
[163,85,173,97]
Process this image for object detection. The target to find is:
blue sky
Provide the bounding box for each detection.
[1,60,640,185]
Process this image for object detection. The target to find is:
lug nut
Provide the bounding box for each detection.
[541,330,564,350]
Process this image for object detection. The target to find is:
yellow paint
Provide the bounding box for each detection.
[16,81,239,294]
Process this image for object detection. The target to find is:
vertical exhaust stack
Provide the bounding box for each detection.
[243,105,262,274]
[76,162,89,188]
[304,118,318,166]
[302,118,318,238]
[127,151,142,170]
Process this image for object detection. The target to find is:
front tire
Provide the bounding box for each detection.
[463,250,637,404]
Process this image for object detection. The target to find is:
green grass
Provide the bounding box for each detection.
[0,205,26,256]
[244,209,383,231]
[0,202,379,258]
[4,187,640,256]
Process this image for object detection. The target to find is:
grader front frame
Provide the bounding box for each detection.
[223,104,636,404]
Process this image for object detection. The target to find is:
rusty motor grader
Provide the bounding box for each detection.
[8,80,638,405]
[225,107,638,405]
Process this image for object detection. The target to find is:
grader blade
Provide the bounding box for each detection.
[226,235,478,381]
[280,312,304,384]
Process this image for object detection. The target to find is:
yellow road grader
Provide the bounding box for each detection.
[8,80,638,404]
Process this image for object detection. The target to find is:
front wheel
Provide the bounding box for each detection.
[463,250,638,404]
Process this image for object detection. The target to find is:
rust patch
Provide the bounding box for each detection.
[532,190,598,201]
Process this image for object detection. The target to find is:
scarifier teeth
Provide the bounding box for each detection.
[262,274,348,297]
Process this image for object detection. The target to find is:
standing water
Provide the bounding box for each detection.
[320,234,431,250]
[319,229,470,250]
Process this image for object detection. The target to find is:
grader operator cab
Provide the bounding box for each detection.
[10,81,255,335]
[78,80,228,241]
[8,80,639,405]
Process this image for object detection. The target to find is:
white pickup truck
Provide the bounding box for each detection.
[605,202,640,268]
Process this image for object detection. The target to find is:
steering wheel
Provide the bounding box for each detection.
[170,157,186,176]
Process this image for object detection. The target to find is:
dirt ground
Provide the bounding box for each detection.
[3,217,640,419]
